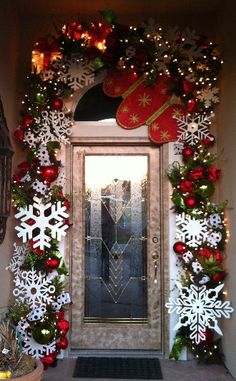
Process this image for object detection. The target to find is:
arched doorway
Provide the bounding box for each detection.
[65,81,169,354]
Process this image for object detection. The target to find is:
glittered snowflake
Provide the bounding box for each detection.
[176,212,208,247]
[15,196,69,250]
[166,282,234,344]
[60,57,95,90]
[13,268,55,309]
[174,113,213,145]
[197,87,220,108]
[32,180,48,195]
[35,110,72,145]
[6,243,29,278]
[17,319,56,359]
[24,131,37,148]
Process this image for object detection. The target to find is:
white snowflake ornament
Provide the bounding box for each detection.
[17,319,56,359]
[35,110,72,145]
[20,173,31,183]
[166,282,234,344]
[197,87,219,108]
[52,170,66,188]
[199,274,210,285]
[6,243,29,278]
[174,113,214,146]
[15,196,69,250]
[40,69,55,81]
[27,306,46,322]
[176,212,209,248]
[13,268,55,309]
[24,131,37,148]
[60,57,95,90]
[126,46,136,58]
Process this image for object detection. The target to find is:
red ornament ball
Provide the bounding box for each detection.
[57,320,70,335]
[57,336,68,350]
[184,195,197,209]
[201,134,215,146]
[21,113,34,129]
[173,241,186,255]
[45,256,61,270]
[40,165,59,184]
[199,328,214,347]
[14,128,24,141]
[41,351,57,369]
[52,98,63,111]
[179,180,193,193]
[187,98,196,113]
[56,311,65,321]
[182,147,194,161]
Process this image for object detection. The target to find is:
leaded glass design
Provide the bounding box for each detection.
[84,155,148,320]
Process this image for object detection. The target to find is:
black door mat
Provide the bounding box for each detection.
[73,356,163,379]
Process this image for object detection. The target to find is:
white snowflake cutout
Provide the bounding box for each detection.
[141,18,160,38]
[166,282,234,344]
[13,268,55,309]
[6,243,29,278]
[17,319,56,359]
[35,110,72,145]
[32,180,48,195]
[176,212,209,248]
[126,46,136,58]
[40,69,55,81]
[173,143,184,155]
[15,196,69,250]
[60,57,95,90]
[174,113,214,146]
[199,274,210,285]
[197,87,219,108]
[27,306,46,322]
[36,146,51,166]
[20,173,31,183]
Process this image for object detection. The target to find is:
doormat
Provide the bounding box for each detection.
[73,357,163,379]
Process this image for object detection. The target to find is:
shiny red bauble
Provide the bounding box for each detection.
[182,147,194,161]
[21,113,34,129]
[199,328,214,347]
[184,195,197,209]
[56,336,68,350]
[187,98,196,113]
[57,320,70,335]
[173,241,186,255]
[179,180,193,193]
[40,165,59,184]
[52,98,63,111]
[14,128,24,141]
[45,256,61,270]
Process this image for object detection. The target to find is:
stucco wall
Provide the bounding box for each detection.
[218,1,236,378]
[0,3,20,315]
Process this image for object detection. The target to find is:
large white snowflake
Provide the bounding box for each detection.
[176,212,208,247]
[166,282,234,344]
[60,57,95,90]
[15,196,69,250]
[17,319,56,359]
[34,110,72,145]
[13,268,55,309]
[197,87,220,108]
[6,243,29,278]
[174,113,213,145]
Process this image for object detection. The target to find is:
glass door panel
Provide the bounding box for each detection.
[84,156,148,321]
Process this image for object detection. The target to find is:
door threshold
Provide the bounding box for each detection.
[69,349,164,358]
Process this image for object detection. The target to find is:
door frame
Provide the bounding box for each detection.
[63,121,170,356]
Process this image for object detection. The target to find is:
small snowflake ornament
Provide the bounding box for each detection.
[15,196,69,250]
[40,69,55,81]
[27,306,46,322]
[52,170,66,188]
[20,173,31,183]
[176,212,209,248]
[24,131,37,148]
[197,87,219,108]
[174,113,214,146]
[60,57,95,90]
[35,110,72,145]
[126,46,136,58]
[182,250,193,263]
[199,274,210,285]
[13,268,56,309]
[6,243,29,278]
[166,282,234,344]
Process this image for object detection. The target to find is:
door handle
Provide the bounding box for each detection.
[152,251,159,284]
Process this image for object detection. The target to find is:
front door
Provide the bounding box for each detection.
[70,143,163,350]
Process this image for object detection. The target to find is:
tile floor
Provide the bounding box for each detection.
[42,357,235,381]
